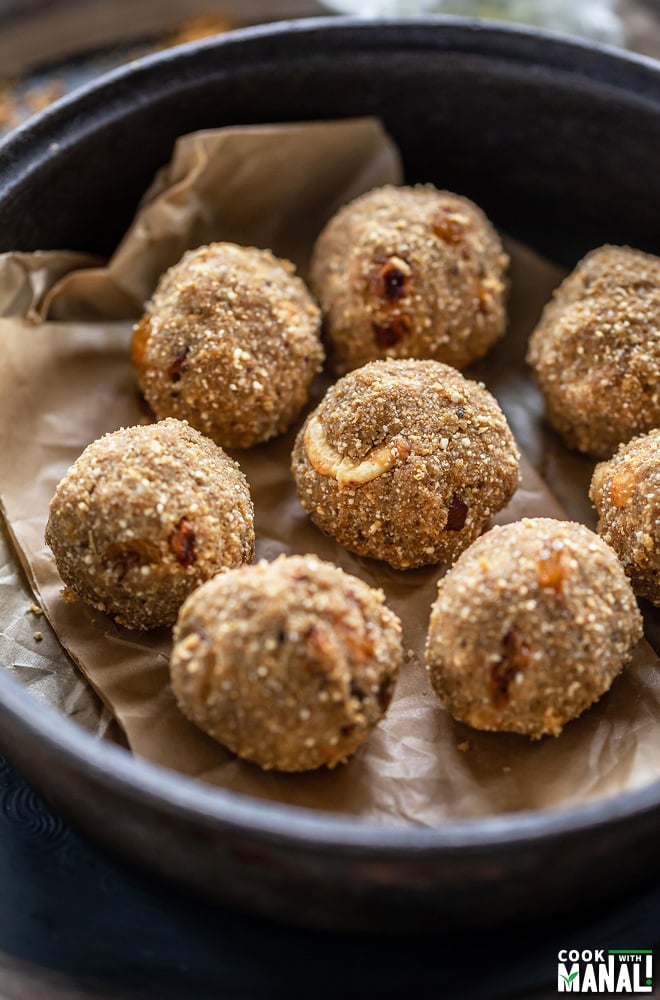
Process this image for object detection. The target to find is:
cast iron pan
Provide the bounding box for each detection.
[0,17,659,930]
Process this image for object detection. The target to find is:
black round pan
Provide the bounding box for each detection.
[0,17,659,929]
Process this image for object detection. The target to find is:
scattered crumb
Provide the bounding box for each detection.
[457,740,471,753]
[0,12,238,141]
[33,632,43,642]
[502,765,512,773]
[28,602,43,616]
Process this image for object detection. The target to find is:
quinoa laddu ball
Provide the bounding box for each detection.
[170,554,403,772]
[131,242,324,449]
[45,419,255,630]
[425,518,642,739]
[292,359,520,570]
[310,184,509,374]
[527,245,660,457]
[590,429,660,605]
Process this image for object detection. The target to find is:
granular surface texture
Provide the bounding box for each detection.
[45,418,255,630]
[425,518,642,738]
[170,554,403,771]
[311,184,508,373]
[292,358,520,569]
[132,242,324,448]
[590,429,660,605]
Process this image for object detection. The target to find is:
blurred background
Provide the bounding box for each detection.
[0,0,659,140]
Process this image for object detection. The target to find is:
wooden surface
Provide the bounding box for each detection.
[0,0,323,78]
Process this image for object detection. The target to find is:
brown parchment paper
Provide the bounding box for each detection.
[0,117,659,825]
[0,518,116,737]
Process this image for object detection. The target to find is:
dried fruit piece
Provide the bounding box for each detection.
[130,316,152,368]
[305,625,334,661]
[103,545,143,581]
[170,517,196,567]
[490,626,529,708]
[394,436,411,461]
[168,346,190,383]
[432,208,467,245]
[538,543,565,593]
[372,316,411,348]
[372,256,412,302]
[478,288,494,314]
[609,466,637,508]
[445,494,468,532]
[303,415,398,487]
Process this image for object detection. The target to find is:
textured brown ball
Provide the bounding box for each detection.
[170,554,403,772]
[45,419,255,630]
[527,244,660,457]
[131,242,324,449]
[292,359,520,570]
[425,518,643,739]
[310,184,509,374]
[590,429,660,605]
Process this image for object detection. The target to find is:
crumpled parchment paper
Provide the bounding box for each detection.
[0,117,658,824]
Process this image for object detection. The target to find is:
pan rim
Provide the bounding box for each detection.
[1,13,659,861]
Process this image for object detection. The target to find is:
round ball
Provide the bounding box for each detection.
[131,242,324,449]
[291,359,520,570]
[45,419,255,630]
[425,518,642,738]
[527,244,660,457]
[310,184,509,373]
[170,554,403,772]
[590,429,660,605]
